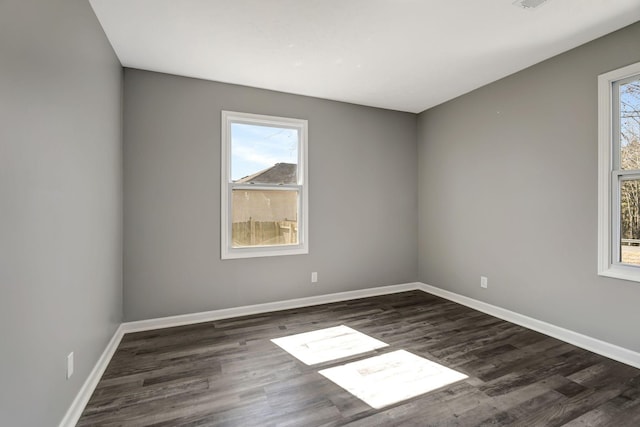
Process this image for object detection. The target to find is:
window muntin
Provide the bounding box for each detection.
[598,62,640,281]
[221,111,308,259]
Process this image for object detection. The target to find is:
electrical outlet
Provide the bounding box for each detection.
[481,276,488,289]
[311,272,318,283]
[67,352,74,379]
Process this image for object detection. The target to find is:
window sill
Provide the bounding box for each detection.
[221,245,308,260]
[598,264,640,283]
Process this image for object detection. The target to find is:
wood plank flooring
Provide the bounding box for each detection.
[78,291,640,426]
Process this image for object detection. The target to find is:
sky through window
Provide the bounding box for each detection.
[231,123,299,181]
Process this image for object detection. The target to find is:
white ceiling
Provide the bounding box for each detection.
[90,0,640,113]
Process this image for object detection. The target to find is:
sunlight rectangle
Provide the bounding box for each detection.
[319,350,468,409]
[270,325,388,365]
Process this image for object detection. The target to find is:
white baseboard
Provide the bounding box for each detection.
[61,280,640,426]
[122,282,421,333]
[58,324,125,427]
[418,282,640,369]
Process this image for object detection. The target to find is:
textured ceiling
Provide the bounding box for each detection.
[90,0,640,113]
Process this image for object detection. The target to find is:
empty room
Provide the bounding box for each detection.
[4,0,640,425]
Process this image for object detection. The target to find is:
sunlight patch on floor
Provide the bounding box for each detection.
[319,349,468,409]
[270,325,388,365]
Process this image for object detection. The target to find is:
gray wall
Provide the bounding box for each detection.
[418,22,640,352]
[0,1,123,425]
[5,3,637,422]
[123,69,418,321]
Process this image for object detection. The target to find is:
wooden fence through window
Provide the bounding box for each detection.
[232,219,298,247]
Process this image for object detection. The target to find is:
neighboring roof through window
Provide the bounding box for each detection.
[234,162,297,185]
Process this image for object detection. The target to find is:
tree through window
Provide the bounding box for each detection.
[598,61,640,281]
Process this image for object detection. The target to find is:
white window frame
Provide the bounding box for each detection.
[221,110,308,260]
[598,61,640,281]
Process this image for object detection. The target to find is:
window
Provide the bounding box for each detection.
[598,61,640,281]
[221,111,308,259]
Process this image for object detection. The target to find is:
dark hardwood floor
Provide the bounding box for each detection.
[78,291,640,426]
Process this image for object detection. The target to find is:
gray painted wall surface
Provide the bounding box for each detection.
[0,1,123,425]
[418,22,640,352]
[123,69,418,321]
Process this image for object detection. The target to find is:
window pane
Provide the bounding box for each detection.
[620,178,640,265]
[231,123,298,183]
[619,78,640,170]
[231,189,298,247]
